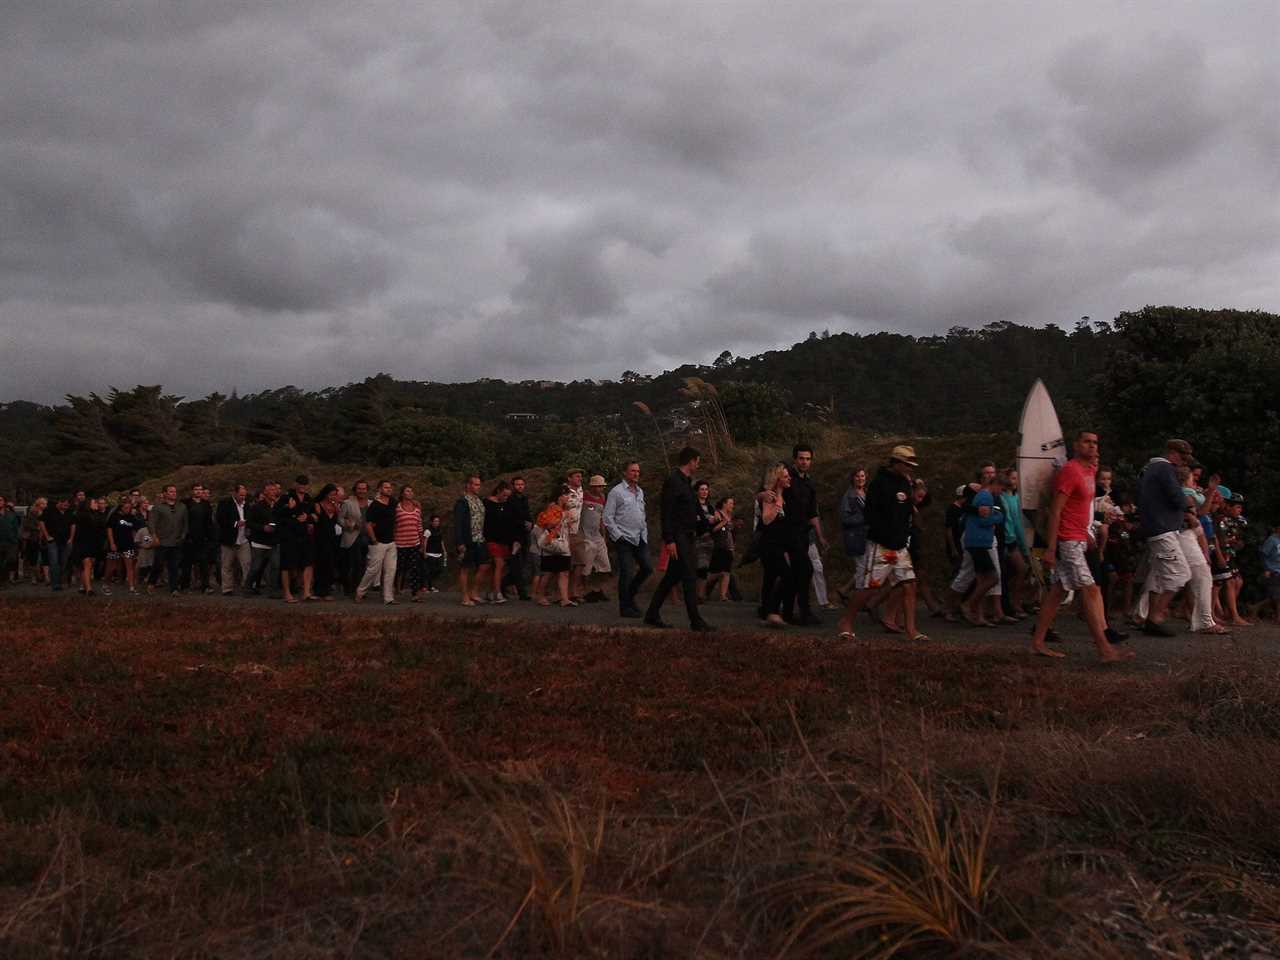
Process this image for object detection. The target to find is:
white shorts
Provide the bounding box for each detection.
[1051,540,1095,591]
[1143,531,1192,593]
[856,541,915,590]
[950,544,1002,596]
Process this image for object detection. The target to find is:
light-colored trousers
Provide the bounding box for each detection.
[1134,529,1215,631]
[358,542,397,602]
[809,542,829,606]
[220,543,251,592]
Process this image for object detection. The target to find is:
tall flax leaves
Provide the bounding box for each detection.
[774,768,1002,959]
[632,401,670,472]
[677,378,735,467]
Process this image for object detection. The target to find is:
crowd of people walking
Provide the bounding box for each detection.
[0,434,1272,659]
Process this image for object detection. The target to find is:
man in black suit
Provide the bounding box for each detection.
[181,482,217,593]
[216,482,251,594]
[643,446,714,632]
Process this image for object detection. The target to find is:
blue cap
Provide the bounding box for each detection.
[1216,484,1232,501]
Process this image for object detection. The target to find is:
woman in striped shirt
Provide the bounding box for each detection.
[394,485,425,602]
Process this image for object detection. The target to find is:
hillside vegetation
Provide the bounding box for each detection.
[4,307,1279,528]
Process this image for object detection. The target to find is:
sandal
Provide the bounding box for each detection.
[559,600,579,607]
[836,630,857,641]
[910,633,929,642]
[536,599,551,606]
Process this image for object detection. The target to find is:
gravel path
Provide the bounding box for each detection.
[3,581,1276,673]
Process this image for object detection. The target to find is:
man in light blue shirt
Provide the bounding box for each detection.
[1261,523,1280,622]
[604,460,650,618]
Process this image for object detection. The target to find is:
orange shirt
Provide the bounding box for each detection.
[1054,459,1096,543]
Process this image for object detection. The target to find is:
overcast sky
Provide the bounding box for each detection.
[2,1,1277,403]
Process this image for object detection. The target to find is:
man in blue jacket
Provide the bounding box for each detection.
[1135,438,1194,636]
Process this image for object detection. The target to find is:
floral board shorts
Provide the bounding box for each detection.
[856,542,915,590]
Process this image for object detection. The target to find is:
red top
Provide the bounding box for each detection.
[1054,459,1096,542]
[394,503,423,547]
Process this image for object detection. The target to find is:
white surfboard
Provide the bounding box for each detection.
[1016,379,1067,513]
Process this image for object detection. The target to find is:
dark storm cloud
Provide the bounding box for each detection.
[1,0,1276,402]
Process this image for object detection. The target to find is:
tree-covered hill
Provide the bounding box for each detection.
[3,308,1277,523]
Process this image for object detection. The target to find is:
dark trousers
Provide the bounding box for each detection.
[502,546,529,597]
[0,543,15,585]
[148,545,181,593]
[614,539,653,612]
[314,547,338,598]
[780,530,813,619]
[396,547,422,594]
[644,534,701,626]
[246,547,273,592]
[181,540,215,591]
[423,555,445,589]
[758,540,792,617]
[342,540,368,595]
[45,542,70,590]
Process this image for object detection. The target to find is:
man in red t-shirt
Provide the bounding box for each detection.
[1030,430,1135,662]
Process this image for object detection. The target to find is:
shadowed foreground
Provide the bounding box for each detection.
[1,597,1278,958]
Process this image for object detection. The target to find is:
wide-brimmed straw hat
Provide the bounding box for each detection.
[890,444,919,467]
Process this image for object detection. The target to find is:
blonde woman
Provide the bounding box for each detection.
[757,462,793,627]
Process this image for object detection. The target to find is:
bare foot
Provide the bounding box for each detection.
[1031,643,1066,658]
[1231,618,1252,626]
[1098,646,1136,662]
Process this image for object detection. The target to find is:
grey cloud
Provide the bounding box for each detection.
[0,1,1276,403]
[1047,36,1223,187]
[145,202,399,312]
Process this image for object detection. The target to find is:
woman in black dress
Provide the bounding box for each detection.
[757,463,794,627]
[274,490,308,603]
[106,498,142,594]
[72,497,110,596]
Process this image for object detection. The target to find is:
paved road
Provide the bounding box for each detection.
[2,581,1276,671]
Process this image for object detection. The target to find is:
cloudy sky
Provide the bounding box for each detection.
[2,1,1276,403]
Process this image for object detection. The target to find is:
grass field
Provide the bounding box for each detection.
[2,597,1278,958]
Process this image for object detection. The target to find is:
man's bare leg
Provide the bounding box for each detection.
[901,581,920,638]
[1030,582,1068,658]
[1147,589,1176,625]
[1080,584,1134,662]
[838,587,876,636]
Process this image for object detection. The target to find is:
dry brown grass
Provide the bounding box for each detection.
[2,598,1279,957]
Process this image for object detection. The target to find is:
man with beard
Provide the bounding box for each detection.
[779,443,828,625]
